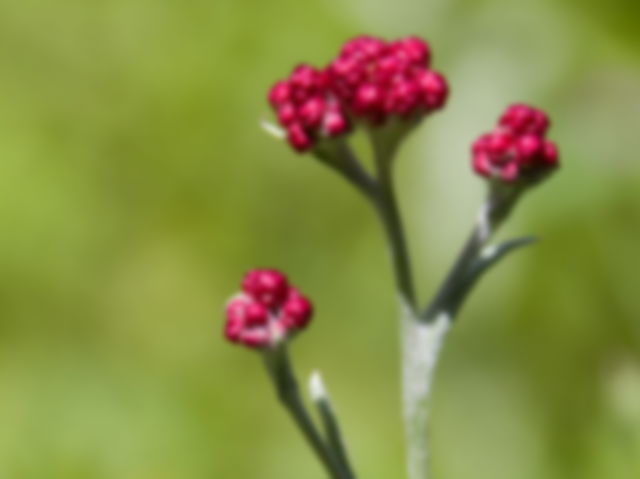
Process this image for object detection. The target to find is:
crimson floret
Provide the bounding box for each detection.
[267,35,449,153]
[225,269,314,349]
[472,104,559,183]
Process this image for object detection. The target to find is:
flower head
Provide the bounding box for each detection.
[328,35,447,123]
[224,269,313,349]
[472,104,559,184]
[267,35,448,153]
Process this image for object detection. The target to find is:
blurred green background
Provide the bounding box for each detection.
[0,0,639,478]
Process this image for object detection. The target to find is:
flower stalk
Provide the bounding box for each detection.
[372,144,417,311]
[422,184,522,321]
[309,371,356,479]
[263,347,354,479]
[224,269,357,478]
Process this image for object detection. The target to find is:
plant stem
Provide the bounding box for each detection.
[367,144,522,479]
[401,310,450,479]
[263,348,352,479]
[371,141,417,311]
[422,185,520,321]
[326,136,525,479]
[316,140,378,200]
[310,371,356,479]
[400,185,522,479]
[368,137,438,479]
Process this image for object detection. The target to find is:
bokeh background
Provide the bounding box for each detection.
[1,0,639,478]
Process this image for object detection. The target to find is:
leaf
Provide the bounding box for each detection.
[444,236,539,317]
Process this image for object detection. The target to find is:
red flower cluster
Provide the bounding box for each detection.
[472,104,559,183]
[268,35,449,152]
[224,269,313,349]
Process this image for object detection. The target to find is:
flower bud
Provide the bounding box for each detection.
[471,104,559,185]
[281,289,313,329]
[353,83,384,120]
[322,108,349,136]
[299,97,326,128]
[499,103,549,136]
[395,36,431,66]
[266,35,448,153]
[287,123,314,152]
[241,269,289,308]
[416,70,448,110]
[225,270,314,349]
[268,81,291,107]
[277,103,297,126]
[515,134,543,164]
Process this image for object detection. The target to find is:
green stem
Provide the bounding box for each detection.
[310,371,356,479]
[315,140,378,200]
[422,185,521,321]
[263,348,351,479]
[371,140,417,311]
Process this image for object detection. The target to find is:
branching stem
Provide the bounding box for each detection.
[263,348,354,479]
[310,137,530,479]
[422,185,521,321]
[364,141,526,479]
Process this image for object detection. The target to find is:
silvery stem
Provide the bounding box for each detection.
[382,182,525,479]
[402,307,451,479]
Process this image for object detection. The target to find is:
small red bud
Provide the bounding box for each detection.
[224,297,250,343]
[281,291,313,329]
[531,109,550,136]
[499,103,550,135]
[290,64,320,92]
[268,81,291,108]
[472,153,492,176]
[516,134,543,164]
[472,104,559,184]
[416,70,448,110]
[242,269,289,308]
[224,270,315,350]
[277,103,297,126]
[323,109,349,136]
[487,132,514,158]
[287,123,314,152]
[385,80,419,115]
[353,83,383,114]
[299,97,325,128]
[396,36,431,66]
[244,301,269,327]
[472,134,491,155]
